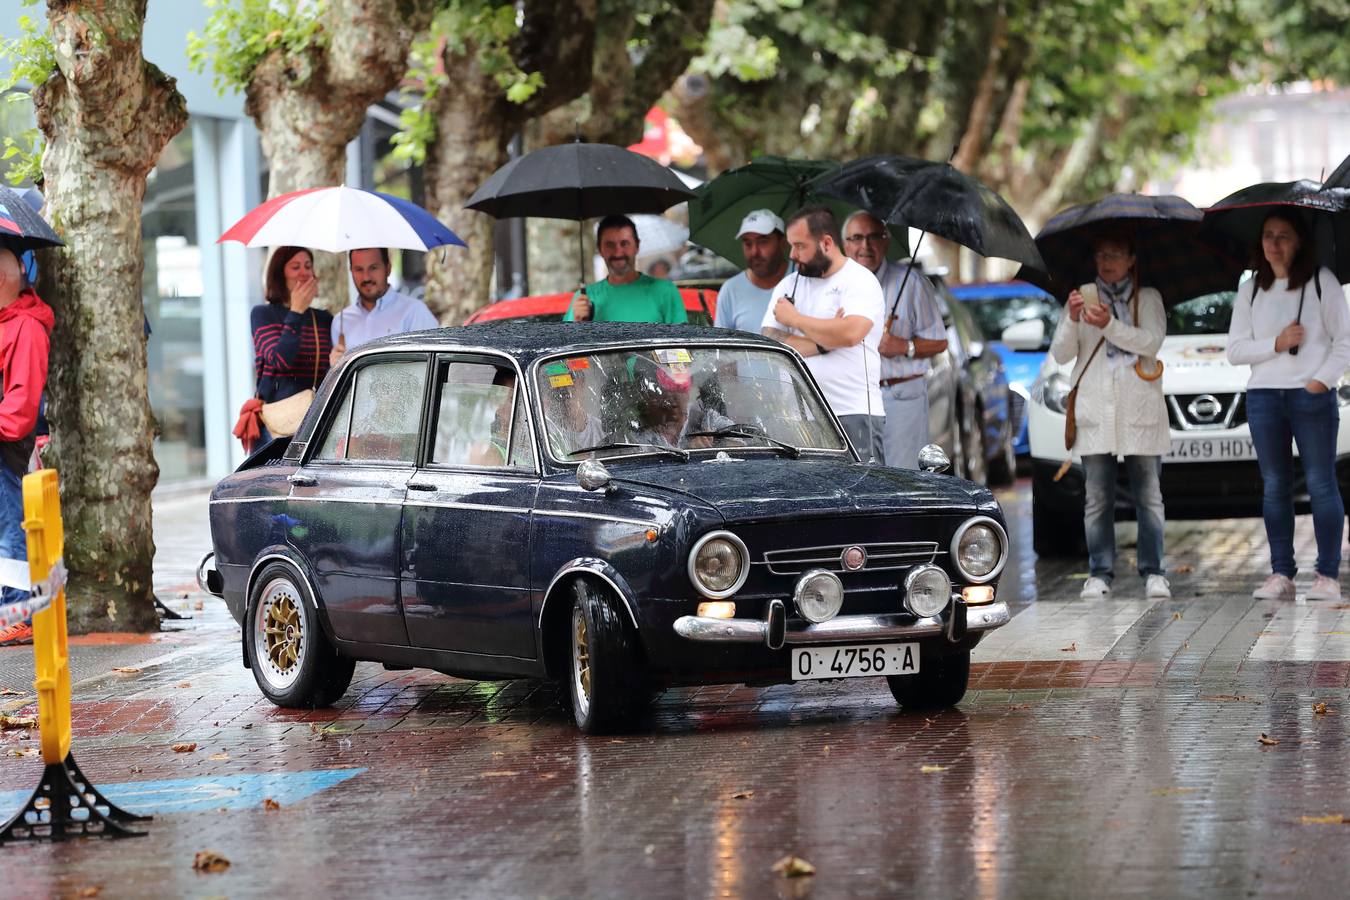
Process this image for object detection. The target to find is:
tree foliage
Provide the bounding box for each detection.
[186,0,328,95]
[0,0,54,185]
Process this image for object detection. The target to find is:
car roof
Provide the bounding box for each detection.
[465,287,719,324]
[356,321,780,368]
[949,280,1053,300]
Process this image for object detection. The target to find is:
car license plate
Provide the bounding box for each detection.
[790,643,919,681]
[1165,436,1256,463]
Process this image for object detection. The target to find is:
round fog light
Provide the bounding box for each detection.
[794,569,843,623]
[905,565,952,618]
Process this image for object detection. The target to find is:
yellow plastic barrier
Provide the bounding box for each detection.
[0,469,149,843]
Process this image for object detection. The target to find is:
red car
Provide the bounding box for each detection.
[464,286,719,325]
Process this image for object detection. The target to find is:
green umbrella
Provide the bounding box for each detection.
[688,156,909,265]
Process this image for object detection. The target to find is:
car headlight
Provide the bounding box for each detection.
[904,565,951,618]
[688,531,748,599]
[793,569,843,623]
[1031,371,1071,413]
[951,517,1008,583]
[1338,371,1350,406]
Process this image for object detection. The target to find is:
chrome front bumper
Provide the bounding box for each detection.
[674,599,1010,648]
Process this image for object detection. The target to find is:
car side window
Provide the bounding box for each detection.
[430,360,532,470]
[313,359,427,463]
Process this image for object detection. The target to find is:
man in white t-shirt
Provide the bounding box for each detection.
[760,205,885,462]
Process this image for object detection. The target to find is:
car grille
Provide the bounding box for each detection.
[758,541,939,576]
[1166,392,1246,431]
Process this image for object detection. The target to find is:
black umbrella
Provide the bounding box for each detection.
[1201,179,1350,282]
[811,155,1045,271]
[0,184,63,253]
[1326,153,1350,189]
[465,142,695,281]
[1022,193,1244,306]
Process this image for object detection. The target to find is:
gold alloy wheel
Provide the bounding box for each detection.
[265,594,303,673]
[254,576,307,691]
[574,612,591,699]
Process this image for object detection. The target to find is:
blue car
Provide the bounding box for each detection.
[950,281,1061,457]
[200,323,1013,733]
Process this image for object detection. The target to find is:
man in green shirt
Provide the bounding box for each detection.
[564,214,688,324]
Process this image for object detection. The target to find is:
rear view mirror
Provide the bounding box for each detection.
[1001,319,1045,352]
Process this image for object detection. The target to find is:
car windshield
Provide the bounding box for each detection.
[1167,290,1237,336]
[536,345,849,461]
[962,290,1060,345]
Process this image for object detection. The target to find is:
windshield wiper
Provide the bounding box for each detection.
[685,426,802,459]
[567,441,690,461]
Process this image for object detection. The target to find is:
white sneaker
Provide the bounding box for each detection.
[1307,575,1344,602]
[1252,573,1295,600]
[1081,577,1111,599]
[1145,574,1172,599]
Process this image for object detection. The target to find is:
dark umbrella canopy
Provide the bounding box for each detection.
[811,154,1044,271]
[1326,153,1350,189]
[1202,179,1350,282]
[688,156,908,264]
[0,184,63,253]
[465,142,694,221]
[1025,193,1244,306]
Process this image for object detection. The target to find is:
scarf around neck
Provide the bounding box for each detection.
[1097,275,1135,361]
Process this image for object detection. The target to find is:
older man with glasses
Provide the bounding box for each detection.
[841,211,948,469]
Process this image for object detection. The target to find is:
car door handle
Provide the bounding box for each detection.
[288,473,317,487]
[407,482,437,492]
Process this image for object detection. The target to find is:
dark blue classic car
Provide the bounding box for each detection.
[200,323,1011,733]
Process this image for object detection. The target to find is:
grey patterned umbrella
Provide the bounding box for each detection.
[0,184,63,253]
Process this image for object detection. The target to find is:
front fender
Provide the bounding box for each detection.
[537,558,644,679]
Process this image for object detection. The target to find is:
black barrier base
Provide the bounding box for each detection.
[0,751,151,843]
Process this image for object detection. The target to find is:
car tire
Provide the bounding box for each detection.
[246,563,355,708]
[568,578,646,734]
[988,423,1017,486]
[963,408,987,485]
[1031,479,1086,557]
[887,649,970,709]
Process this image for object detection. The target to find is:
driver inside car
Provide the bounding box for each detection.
[626,354,734,450]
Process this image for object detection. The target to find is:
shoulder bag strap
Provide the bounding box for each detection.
[310,311,321,389]
[1073,337,1107,391]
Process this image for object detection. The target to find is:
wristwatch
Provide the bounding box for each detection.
[904,339,917,359]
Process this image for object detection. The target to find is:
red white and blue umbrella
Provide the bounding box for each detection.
[219,185,465,253]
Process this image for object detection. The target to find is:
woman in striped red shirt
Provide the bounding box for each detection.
[250,246,334,404]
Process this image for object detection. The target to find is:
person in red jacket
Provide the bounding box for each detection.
[0,246,53,646]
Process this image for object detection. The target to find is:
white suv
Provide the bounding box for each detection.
[1022,289,1350,556]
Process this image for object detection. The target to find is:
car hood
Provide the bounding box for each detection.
[610,456,993,523]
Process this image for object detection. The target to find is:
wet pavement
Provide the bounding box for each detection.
[4,480,1350,898]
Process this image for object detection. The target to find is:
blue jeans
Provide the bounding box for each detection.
[1082,454,1166,582]
[1246,388,1343,578]
[0,465,28,606]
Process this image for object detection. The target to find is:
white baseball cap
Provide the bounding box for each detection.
[736,209,785,238]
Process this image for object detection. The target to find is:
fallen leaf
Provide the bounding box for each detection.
[1172,564,1194,574]
[0,714,36,730]
[75,887,102,898]
[171,742,198,753]
[1008,703,1032,710]
[112,667,141,674]
[129,766,142,774]
[262,798,280,811]
[1151,787,1199,796]
[1300,814,1348,825]
[1060,642,1077,652]
[771,855,816,878]
[1201,694,1257,703]
[193,600,204,611]
[0,687,23,696]
[208,753,229,761]
[480,771,522,777]
[822,744,831,755]
[538,773,557,780]
[8,747,38,758]
[731,790,755,800]
[192,850,230,873]
[1171,611,1183,621]
[1182,642,1190,650]
[1257,733,1280,746]
[920,764,950,773]
[1314,702,1331,716]
[177,682,192,689]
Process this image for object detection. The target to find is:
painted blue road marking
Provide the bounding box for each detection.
[0,768,366,816]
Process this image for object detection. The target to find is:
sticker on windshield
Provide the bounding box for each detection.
[655,348,692,365]
[549,374,575,388]
[543,362,569,377]
[565,358,591,370]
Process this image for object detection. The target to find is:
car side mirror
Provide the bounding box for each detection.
[1001,319,1046,352]
[577,458,612,492]
[917,444,951,474]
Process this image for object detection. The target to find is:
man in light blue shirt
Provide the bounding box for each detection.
[330,248,440,363]
[714,209,788,334]
[842,211,947,469]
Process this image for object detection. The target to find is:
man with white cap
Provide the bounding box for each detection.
[841,210,948,469]
[714,209,789,333]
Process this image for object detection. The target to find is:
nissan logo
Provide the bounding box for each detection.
[1187,394,1223,423]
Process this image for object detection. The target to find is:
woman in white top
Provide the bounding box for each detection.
[1227,212,1350,602]
[1051,233,1171,600]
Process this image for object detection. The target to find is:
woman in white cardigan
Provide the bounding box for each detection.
[1227,212,1350,602]
[1050,233,1171,600]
